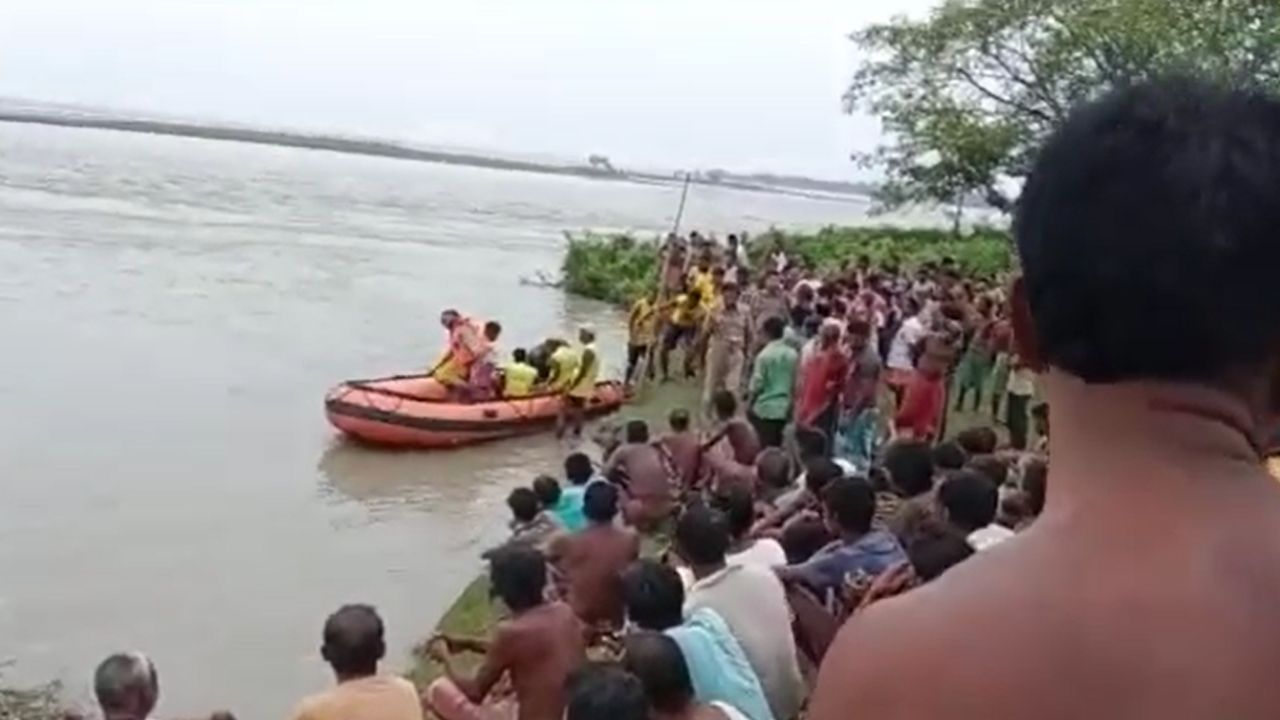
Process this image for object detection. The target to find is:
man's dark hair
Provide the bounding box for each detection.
[532,475,561,508]
[565,453,594,486]
[583,481,620,524]
[94,653,159,716]
[762,315,787,340]
[822,476,876,535]
[756,448,792,489]
[513,347,528,363]
[931,441,967,471]
[625,419,650,444]
[321,604,386,676]
[1016,77,1280,383]
[713,486,757,539]
[506,487,540,523]
[711,390,737,420]
[938,470,999,533]
[668,408,691,432]
[883,439,934,497]
[795,426,829,459]
[484,320,502,339]
[804,457,844,495]
[967,454,1010,489]
[675,506,730,566]
[955,426,999,456]
[566,663,648,720]
[622,632,696,715]
[620,560,685,631]
[780,517,832,564]
[488,546,547,612]
[906,526,975,582]
[1022,459,1048,516]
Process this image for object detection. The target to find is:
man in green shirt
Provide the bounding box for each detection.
[748,315,798,448]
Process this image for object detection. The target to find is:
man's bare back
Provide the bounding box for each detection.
[661,430,702,489]
[604,442,671,500]
[490,601,586,720]
[553,524,640,627]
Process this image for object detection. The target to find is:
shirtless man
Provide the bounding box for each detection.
[603,420,674,532]
[708,390,761,466]
[425,547,586,720]
[810,78,1280,719]
[549,482,641,629]
[659,409,702,493]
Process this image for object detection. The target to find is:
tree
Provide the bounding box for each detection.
[587,154,617,174]
[846,0,1280,218]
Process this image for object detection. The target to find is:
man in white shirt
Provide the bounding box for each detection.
[676,507,806,720]
[937,470,1015,552]
[885,302,929,401]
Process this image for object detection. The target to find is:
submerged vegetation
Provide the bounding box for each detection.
[561,226,1013,306]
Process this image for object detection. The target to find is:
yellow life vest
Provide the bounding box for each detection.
[550,345,581,391]
[568,343,599,399]
[502,362,538,398]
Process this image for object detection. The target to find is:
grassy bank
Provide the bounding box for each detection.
[0,674,69,720]
[561,225,1013,306]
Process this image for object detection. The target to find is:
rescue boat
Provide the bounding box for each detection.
[324,374,626,449]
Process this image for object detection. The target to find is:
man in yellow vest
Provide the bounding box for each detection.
[556,327,599,440]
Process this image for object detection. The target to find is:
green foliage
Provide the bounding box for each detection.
[561,226,1013,306]
[847,0,1280,213]
[561,231,661,306]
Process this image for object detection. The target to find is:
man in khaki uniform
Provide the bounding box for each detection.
[704,282,751,412]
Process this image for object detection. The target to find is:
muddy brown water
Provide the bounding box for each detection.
[0,122,879,717]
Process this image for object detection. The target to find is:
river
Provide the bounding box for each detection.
[0,123,874,717]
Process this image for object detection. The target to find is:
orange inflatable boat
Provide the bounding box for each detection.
[325,374,626,449]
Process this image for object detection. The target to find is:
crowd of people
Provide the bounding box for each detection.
[70,77,1280,720]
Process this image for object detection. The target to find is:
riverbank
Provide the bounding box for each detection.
[561,225,1013,306]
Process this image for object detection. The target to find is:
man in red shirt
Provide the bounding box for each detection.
[795,320,849,441]
[893,335,948,441]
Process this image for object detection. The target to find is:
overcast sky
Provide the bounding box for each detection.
[0,0,936,179]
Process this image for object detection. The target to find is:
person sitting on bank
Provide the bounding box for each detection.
[659,409,702,493]
[292,605,422,720]
[94,652,163,720]
[676,507,805,720]
[565,663,648,720]
[557,327,599,440]
[707,391,761,468]
[621,560,774,720]
[427,547,586,720]
[603,420,675,533]
[483,486,564,559]
[501,348,538,398]
[623,631,755,720]
[715,486,786,570]
[937,469,1015,552]
[548,482,641,630]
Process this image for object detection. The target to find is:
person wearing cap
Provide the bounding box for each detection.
[557,327,599,439]
[704,281,751,412]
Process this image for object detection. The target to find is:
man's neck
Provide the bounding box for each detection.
[690,560,727,581]
[1043,371,1266,517]
[335,668,376,684]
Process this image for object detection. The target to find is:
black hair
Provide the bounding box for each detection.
[906,527,975,582]
[625,419,650,444]
[1016,77,1280,384]
[931,441,967,471]
[711,389,737,420]
[955,426,999,456]
[674,506,730,566]
[532,475,561,508]
[321,604,386,676]
[1022,459,1048,516]
[566,663,648,720]
[762,315,787,340]
[484,321,502,339]
[780,517,832,564]
[756,448,792,489]
[513,347,528,363]
[795,426,829,459]
[822,476,876,535]
[882,439,934,497]
[564,453,594,486]
[620,560,685,631]
[668,408,691,432]
[713,486,756,539]
[802,315,823,336]
[803,457,844,495]
[583,481,620,524]
[938,470,999,533]
[622,632,695,715]
[488,546,547,612]
[967,454,1010,489]
[506,487,540,523]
